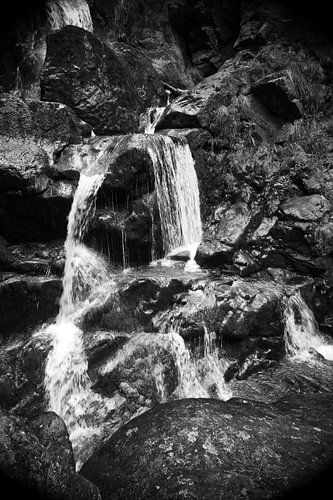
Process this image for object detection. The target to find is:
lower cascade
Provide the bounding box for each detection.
[284,291,333,361]
[43,129,220,468]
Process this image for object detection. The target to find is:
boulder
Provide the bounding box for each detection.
[0,93,92,159]
[0,275,61,337]
[41,26,164,134]
[0,94,34,137]
[196,203,260,267]
[0,410,101,499]
[81,395,333,499]
[83,275,193,333]
[280,195,331,221]
[6,241,65,277]
[0,330,51,417]
[252,70,303,122]
[153,278,287,341]
[0,139,49,193]
[157,93,202,129]
[27,99,92,158]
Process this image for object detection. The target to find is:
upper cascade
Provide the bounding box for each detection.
[46,0,93,32]
[62,132,202,266]
[147,134,202,262]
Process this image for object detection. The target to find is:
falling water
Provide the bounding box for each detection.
[44,138,126,467]
[144,90,170,134]
[148,135,202,265]
[284,291,333,361]
[46,0,93,32]
[100,327,231,402]
[170,327,231,400]
[44,129,203,467]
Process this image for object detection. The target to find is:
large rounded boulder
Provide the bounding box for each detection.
[81,396,333,499]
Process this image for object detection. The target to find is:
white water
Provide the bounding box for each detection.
[100,327,231,402]
[44,139,127,467]
[44,129,204,468]
[170,326,231,400]
[284,291,333,361]
[46,0,93,32]
[144,90,170,134]
[147,135,202,266]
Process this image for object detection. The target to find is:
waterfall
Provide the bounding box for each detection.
[44,138,126,468]
[44,130,203,467]
[147,135,202,264]
[46,0,93,32]
[100,327,231,402]
[170,326,231,400]
[284,291,333,361]
[144,90,170,134]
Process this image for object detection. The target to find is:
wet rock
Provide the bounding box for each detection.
[252,70,303,122]
[153,278,287,342]
[0,93,91,159]
[81,394,333,499]
[85,331,130,372]
[160,128,212,151]
[7,241,65,277]
[0,410,101,499]
[196,202,260,267]
[0,330,51,417]
[157,93,202,129]
[84,275,193,333]
[27,99,92,158]
[280,195,331,221]
[0,275,61,337]
[91,332,178,409]
[41,26,164,134]
[0,93,34,137]
[0,139,49,193]
[168,249,191,262]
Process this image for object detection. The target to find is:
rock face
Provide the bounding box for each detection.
[81,395,333,499]
[252,70,303,121]
[0,139,49,193]
[0,93,92,243]
[90,0,240,87]
[0,410,101,499]
[0,93,91,160]
[280,195,331,222]
[0,275,61,337]
[41,26,164,134]
[196,202,259,266]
